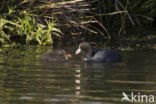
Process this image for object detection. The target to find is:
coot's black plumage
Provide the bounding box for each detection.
[75,42,121,63]
[42,50,71,61]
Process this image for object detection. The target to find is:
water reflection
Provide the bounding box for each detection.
[84,62,121,69]
[41,61,71,68]
[0,46,156,104]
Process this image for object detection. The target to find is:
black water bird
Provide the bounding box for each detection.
[75,42,121,63]
[42,50,71,61]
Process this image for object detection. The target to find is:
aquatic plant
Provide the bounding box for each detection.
[89,0,156,37]
[0,0,155,46]
[0,17,19,44]
[17,13,61,45]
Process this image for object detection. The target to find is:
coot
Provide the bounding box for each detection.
[75,42,121,63]
[42,50,71,61]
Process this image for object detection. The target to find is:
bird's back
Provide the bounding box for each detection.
[42,51,66,61]
[90,49,121,62]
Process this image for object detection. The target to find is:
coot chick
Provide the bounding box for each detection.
[42,50,71,61]
[75,42,121,63]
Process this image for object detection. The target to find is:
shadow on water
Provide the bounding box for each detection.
[0,46,156,104]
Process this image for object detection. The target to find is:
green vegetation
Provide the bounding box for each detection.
[0,0,61,45]
[17,13,61,45]
[0,0,156,46]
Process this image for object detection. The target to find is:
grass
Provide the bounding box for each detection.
[0,0,155,46]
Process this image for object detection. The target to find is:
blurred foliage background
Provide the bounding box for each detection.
[0,0,156,46]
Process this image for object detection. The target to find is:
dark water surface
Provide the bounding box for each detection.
[0,46,156,104]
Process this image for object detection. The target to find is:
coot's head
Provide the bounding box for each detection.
[75,42,93,58]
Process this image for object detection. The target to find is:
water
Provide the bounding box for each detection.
[0,46,156,104]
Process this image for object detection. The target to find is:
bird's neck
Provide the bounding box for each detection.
[85,46,93,58]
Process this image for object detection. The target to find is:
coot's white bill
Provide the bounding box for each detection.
[75,48,81,55]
